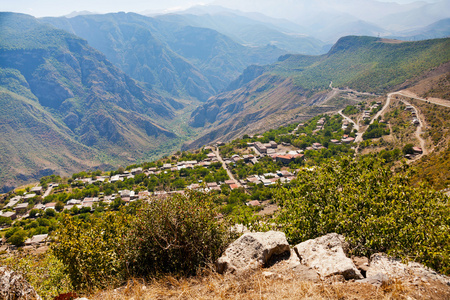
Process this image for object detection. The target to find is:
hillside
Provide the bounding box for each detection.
[186,36,450,148]
[0,13,179,192]
[42,13,287,99]
[1,78,449,299]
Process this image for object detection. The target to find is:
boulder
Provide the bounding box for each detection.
[359,273,390,287]
[367,253,450,286]
[216,231,290,274]
[0,266,41,300]
[294,233,363,280]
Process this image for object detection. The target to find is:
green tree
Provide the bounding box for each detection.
[8,229,28,247]
[403,143,415,155]
[274,157,450,275]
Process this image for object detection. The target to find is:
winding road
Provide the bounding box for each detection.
[338,110,362,142]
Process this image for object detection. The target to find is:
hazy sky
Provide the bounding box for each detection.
[0,0,440,17]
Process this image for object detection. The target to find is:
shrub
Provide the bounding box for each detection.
[403,143,414,155]
[52,211,130,292]
[122,191,235,277]
[275,157,450,275]
[8,229,28,246]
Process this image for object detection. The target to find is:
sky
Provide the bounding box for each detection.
[0,0,440,18]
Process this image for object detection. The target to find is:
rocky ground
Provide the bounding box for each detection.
[2,232,450,299]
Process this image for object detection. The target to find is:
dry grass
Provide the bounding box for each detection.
[86,268,437,300]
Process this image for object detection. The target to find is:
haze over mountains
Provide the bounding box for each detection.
[0,0,449,191]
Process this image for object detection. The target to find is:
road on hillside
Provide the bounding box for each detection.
[371,92,393,124]
[355,91,428,161]
[338,110,361,142]
[395,90,450,108]
[213,147,241,187]
[399,99,427,160]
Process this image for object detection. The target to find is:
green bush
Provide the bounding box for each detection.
[275,157,450,275]
[52,211,130,292]
[8,229,28,246]
[122,191,235,277]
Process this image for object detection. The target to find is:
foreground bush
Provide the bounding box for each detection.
[0,252,71,300]
[275,157,450,275]
[122,191,235,277]
[52,212,130,291]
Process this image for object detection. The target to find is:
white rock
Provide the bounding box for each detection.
[367,253,450,286]
[294,233,363,280]
[216,231,290,274]
[0,266,42,300]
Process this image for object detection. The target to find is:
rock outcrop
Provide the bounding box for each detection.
[216,231,290,274]
[294,233,364,280]
[366,253,450,286]
[0,266,41,300]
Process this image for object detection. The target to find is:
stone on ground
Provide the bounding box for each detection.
[216,231,290,274]
[294,233,363,280]
[0,266,41,300]
[367,253,450,286]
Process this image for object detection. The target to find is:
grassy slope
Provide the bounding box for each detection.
[268,36,450,92]
[0,12,181,191]
[0,89,100,191]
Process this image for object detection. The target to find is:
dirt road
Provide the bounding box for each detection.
[213,147,241,187]
[338,110,362,142]
[395,90,450,108]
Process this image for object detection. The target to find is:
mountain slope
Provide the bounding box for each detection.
[186,36,450,149]
[0,12,178,191]
[42,12,287,98]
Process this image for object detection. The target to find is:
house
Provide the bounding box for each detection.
[405,105,414,111]
[188,184,201,190]
[14,203,29,214]
[2,211,16,220]
[24,234,48,246]
[67,199,81,205]
[6,196,21,208]
[24,193,36,200]
[413,147,423,154]
[45,202,56,210]
[250,158,259,165]
[229,184,239,189]
[330,139,341,144]
[207,153,216,159]
[276,154,304,164]
[207,182,218,188]
[225,180,235,185]
[162,164,172,170]
[268,141,278,149]
[30,186,43,195]
[254,142,267,154]
[412,118,420,125]
[34,204,46,210]
[110,175,121,182]
[341,137,355,143]
[246,200,261,207]
[131,167,143,175]
[261,179,273,186]
[312,143,323,150]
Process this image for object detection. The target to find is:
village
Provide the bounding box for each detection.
[0,99,425,249]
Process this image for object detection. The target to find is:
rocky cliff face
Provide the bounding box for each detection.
[0,13,178,191]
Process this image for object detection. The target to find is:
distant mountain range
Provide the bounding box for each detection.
[42,13,287,100]
[0,6,449,192]
[171,2,450,43]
